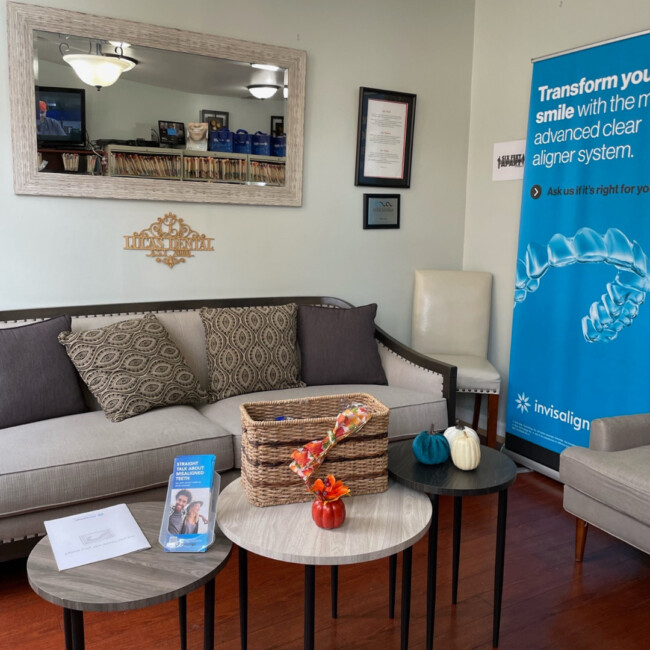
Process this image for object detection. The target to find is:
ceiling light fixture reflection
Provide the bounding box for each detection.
[247,84,280,99]
[250,63,280,71]
[60,41,138,91]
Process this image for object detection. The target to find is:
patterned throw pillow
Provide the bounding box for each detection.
[200,304,305,401]
[58,314,208,422]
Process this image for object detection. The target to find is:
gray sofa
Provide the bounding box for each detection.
[0,296,456,561]
[559,413,650,560]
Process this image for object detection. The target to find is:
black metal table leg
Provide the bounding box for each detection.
[493,489,509,647]
[204,577,215,650]
[63,608,73,650]
[400,546,413,650]
[388,553,397,618]
[239,546,248,650]
[67,609,84,650]
[427,494,439,650]
[178,595,187,650]
[452,496,462,605]
[331,565,338,618]
[304,565,316,650]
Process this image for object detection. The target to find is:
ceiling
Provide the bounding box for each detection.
[34,30,287,98]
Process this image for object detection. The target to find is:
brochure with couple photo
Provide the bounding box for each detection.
[159,454,220,553]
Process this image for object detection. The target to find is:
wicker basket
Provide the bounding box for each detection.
[240,392,389,507]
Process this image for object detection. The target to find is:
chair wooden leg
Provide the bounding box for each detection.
[472,394,482,431]
[487,393,499,449]
[575,518,589,562]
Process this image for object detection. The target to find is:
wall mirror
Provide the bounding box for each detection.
[7,2,306,206]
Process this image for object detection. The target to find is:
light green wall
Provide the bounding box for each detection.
[465,0,650,433]
[0,0,476,345]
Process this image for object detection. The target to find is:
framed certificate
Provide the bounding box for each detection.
[363,193,400,229]
[355,87,416,188]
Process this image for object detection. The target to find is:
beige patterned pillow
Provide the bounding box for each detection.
[200,304,305,401]
[58,314,208,422]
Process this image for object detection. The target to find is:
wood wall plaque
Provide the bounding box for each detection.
[124,213,214,268]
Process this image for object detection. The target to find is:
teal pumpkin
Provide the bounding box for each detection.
[412,430,450,465]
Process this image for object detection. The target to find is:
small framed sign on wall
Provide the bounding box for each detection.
[363,194,400,229]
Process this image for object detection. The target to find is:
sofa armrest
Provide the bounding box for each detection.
[589,413,650,451]
[375,326,457,427]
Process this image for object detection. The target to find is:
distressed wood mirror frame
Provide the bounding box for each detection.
[7,2,306,206]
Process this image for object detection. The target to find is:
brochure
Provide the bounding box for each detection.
[44,504,150,571]
[159,454,219,553]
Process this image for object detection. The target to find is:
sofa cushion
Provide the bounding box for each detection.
[0,406,233,520]
[0,315,87,429]
[298,304,387,385]
[200,304,304,401]
[58,314,208,422]
[198,383,448,467]
[560,445,650,526]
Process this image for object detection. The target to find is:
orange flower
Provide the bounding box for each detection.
[311,474,350,502]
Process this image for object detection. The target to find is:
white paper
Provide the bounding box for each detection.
[44,504,151,571]
[364,98,408,179]
[492,140,526,181]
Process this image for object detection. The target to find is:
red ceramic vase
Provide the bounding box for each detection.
[311,498,346,529]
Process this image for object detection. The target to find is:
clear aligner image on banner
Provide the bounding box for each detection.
[507,32,650,465]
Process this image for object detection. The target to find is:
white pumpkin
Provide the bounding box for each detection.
[450,431,481,471]
[443,421,480,447]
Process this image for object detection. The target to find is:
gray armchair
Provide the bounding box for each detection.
[559,414,650,561]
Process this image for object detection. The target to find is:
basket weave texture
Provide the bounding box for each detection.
[240,392,389,507]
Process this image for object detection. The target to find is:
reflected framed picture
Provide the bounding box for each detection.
[201,110,229,131]
[363,193,400,229]
[271,115,284,136]
[355,87,416,188]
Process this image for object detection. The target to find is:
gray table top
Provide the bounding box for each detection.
[27,502,233,612]
[388,440,517,497]
[216,478,432,566]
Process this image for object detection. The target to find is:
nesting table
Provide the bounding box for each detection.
[27,502,233,650]
[216,478,432,650]
[388,441,517,648]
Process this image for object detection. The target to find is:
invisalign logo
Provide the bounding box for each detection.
[515,393,530,413]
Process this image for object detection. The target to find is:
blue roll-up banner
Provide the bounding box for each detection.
[506,32,650,470]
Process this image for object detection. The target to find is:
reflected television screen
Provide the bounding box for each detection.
[36,86,86,147]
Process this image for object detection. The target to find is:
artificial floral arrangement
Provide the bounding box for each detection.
[309,474,351,529]
[289,403,370,529]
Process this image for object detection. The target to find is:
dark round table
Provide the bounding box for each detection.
[388,440,517,649]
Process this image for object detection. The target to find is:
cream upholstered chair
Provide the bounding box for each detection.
[560,414,650,561]
[412,270,500,447]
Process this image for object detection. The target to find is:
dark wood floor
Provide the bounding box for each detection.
[1,469,649,649]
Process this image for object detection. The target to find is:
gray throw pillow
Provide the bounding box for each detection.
[58,314,208,422]
[200,304,304,401]
[0,315,87,429]
[298,303,388,386]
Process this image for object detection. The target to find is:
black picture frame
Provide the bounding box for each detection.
[201,110,229,131]
[363,193,400,229]
[355,87,416,188]
[270,115,285,136]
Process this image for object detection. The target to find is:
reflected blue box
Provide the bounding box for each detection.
[208,129,233,153]
[252,131,271,156]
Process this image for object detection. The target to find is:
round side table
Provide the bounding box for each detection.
[27,502,233,650]
[217,478,432,650]
[388,441,517,648]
